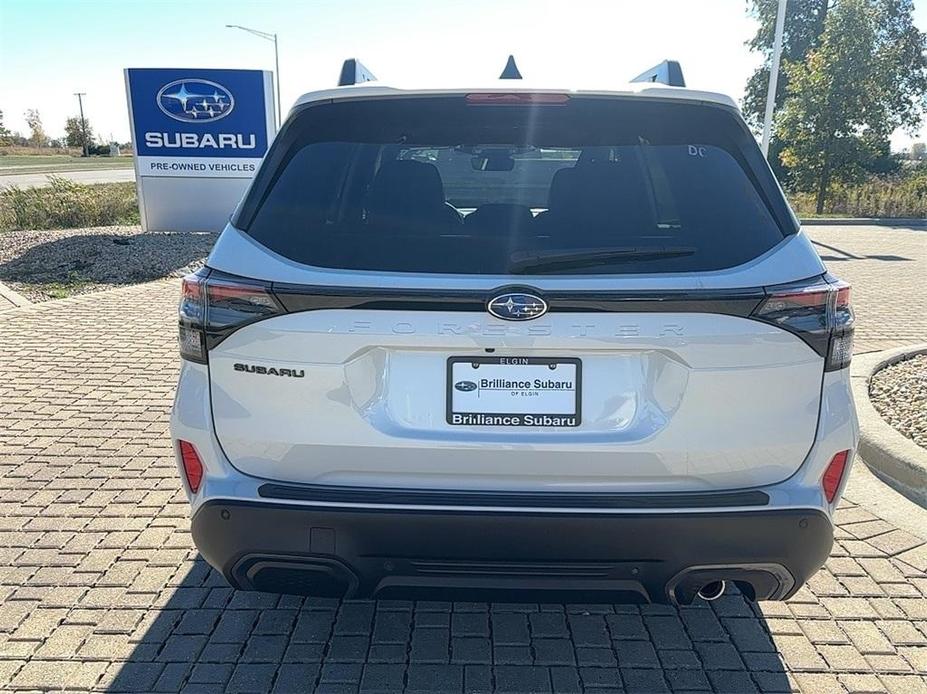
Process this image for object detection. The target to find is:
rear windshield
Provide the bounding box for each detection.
[237,96,791,275]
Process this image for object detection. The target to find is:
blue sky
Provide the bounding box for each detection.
[1,0,925,149]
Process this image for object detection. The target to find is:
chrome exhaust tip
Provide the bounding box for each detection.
[697,580,726,601]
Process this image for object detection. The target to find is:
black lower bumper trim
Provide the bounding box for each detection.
[257,483,770,509]
[192,500,832,604]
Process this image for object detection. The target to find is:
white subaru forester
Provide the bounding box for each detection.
[170,61,858,605]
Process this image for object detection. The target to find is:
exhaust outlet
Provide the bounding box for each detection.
[697,580,725,601]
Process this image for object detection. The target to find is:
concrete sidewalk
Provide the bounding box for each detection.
[801,218,927,227]
[0,280,31,311]
[0,168,135,190]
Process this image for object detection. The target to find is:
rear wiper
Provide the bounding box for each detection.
[508,246,696,274]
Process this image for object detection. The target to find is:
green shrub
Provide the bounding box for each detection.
[789,170,927,218]
[0,176,140,231]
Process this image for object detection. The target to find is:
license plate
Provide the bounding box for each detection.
[446,357,581,427]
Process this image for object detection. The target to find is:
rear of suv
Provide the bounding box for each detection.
[170,75,858,605]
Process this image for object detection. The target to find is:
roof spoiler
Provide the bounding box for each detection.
[630,60,686,87]
[338,58,377,86]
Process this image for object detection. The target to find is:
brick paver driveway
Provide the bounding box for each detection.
[0,224,925,694]
[806,225,926,353]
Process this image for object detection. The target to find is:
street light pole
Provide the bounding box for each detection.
[226,24,282,127]
[274,32,280,125]
[761,0,788,158]
[73,92,89,157]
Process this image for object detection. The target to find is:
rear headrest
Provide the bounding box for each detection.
[366,160,447,219]
[547,167,578,211]
[573,161,636,214]
[571,160,626,191]
[547,161,647,222]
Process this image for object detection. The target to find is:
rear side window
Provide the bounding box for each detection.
[238,96,791,275]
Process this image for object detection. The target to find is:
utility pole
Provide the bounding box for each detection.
[761,0,788,158]
[226,24,282,127]
[74,92,89,157]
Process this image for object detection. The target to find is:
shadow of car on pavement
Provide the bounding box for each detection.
[107,559,791,693]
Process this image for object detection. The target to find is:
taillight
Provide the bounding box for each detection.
[178,440,204,493]
[822,450,850,503]
[828,281,854,370]
[752,277,854,371]
[179,272,207,363]
[177,270,283,363]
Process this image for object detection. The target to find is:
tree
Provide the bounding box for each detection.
[911,142,927,160]
[64,115,94,149]
[775,0,927,212]
[24,109,46,147]
[0,110,11,146]
[744,0,831,132]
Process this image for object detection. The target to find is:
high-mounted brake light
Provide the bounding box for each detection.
[752,277,854,371]
[177,270,283,363]
[466,93,570,105]
[178,440,204,494]
[822,450,850,503]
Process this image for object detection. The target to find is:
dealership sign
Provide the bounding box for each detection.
[126,68,274,179]
[124,68,276,230]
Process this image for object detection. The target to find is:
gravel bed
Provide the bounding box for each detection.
[870,353,927,449]
[0,225,217,302]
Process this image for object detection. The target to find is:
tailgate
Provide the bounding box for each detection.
[208,308,824,492]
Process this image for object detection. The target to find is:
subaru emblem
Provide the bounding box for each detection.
[454,381,478,392]
[487,292,548,321]
[157,79,235,123]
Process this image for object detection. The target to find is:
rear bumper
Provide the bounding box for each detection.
[191,499,833,604]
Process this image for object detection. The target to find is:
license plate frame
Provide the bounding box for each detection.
[446,356,582,427]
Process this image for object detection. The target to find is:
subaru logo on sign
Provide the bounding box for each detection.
[157,79,235,123]
[487,292,548,321]
[454,381,478,392]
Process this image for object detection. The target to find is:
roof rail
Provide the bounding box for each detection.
[499,55,523,80]
[630,60,686,88]
[338,58,377,86]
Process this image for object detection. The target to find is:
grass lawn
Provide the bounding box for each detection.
[0,154,135,174]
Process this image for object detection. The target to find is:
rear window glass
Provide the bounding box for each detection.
[239,96,790,275]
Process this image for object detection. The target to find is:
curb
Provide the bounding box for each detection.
[0,281,32,310]
[800,217,927,227]
[851,344,927,507]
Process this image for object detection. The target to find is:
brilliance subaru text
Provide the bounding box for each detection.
[170,59,858,604]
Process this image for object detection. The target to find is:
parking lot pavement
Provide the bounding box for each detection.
[805,224,927,353]
[0,225,925,693]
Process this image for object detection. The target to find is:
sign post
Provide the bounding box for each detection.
[124,68,276,232]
